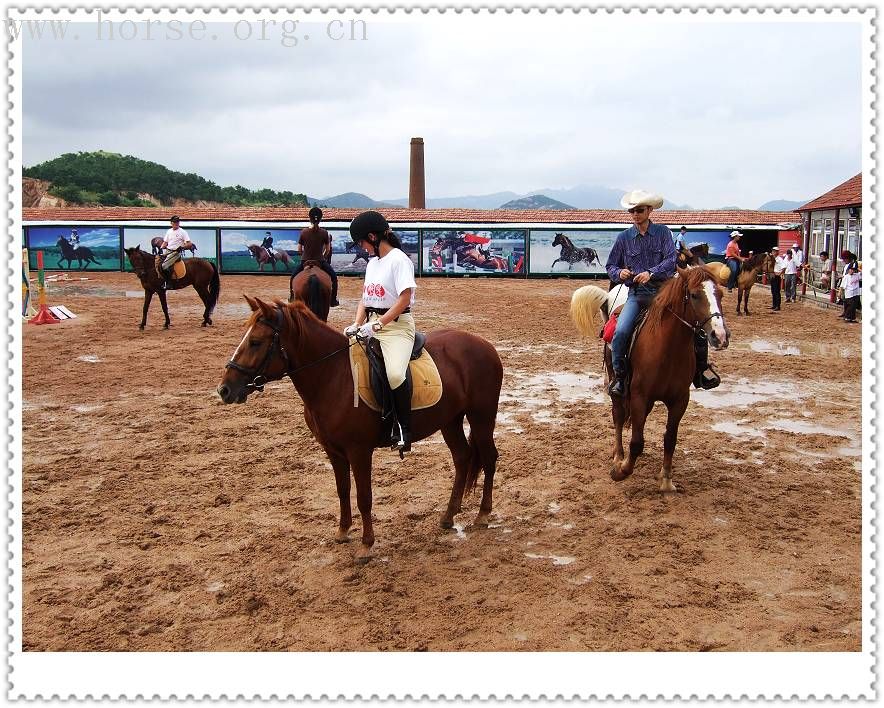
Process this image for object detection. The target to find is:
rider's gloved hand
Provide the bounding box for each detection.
[358,321,381,339]
[344,323,360,337]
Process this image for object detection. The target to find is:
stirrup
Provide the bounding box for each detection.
[695,366,721,390]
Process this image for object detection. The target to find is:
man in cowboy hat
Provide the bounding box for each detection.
[604,189,677,397]
[724,230,745,292]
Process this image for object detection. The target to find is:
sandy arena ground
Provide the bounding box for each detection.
[21,272,862,651]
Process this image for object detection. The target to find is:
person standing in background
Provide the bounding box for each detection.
[769,246,783,311]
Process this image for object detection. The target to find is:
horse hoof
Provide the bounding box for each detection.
[334,529,351,543]
[610,466,631,482]
[139,325,145,331]
[354,546,373,564]
[439,518,454,529]
[473,512,490,528]
[659,478,677,493]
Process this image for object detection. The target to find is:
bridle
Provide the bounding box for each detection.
[224,306,354,394]
[666,277,723,336]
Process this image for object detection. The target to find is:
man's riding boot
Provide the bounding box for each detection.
[693,331,721,390]
[608,356,627,397]
[390,381,412,455]
[331,283,340,307]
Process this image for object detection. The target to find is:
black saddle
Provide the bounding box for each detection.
[365,333,426,447]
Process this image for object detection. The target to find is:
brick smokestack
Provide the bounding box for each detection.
[409,137,425,209]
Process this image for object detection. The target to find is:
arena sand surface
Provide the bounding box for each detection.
[22,273,862,651]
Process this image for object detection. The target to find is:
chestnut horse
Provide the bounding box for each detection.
[124,245,220,329]
[217,297,503,563]
[570,267,730,491]
[247,244,293,271]
[288,261,332,321]
[708,252,771,315]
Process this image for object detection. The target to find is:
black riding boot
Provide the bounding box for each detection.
[608,357,627,398]
[390,381,412,455]
[693,331,721,390]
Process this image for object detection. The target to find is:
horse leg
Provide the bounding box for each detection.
[613,397,646,481]
[550,258,560,270]
[348,447,375,563]
[195,283,212,326]
[440,416,470,528]
[744,286,751,315]
[139,290,153,330]
[466,410,498,527]
[326,449,353,543]
[158,289,171,328]
[611,398,627,467]
[659,394,689,492]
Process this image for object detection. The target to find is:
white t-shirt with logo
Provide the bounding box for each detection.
[362,249,416,309]
[164,226,190,250]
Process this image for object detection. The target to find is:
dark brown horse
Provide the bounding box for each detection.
[676,242,710,269]
[124,246,220,329]
[247,244,293,271]
[217,298,503,563]
[551,233,601,270]
[570,267,730,491]
[288,261,332,321]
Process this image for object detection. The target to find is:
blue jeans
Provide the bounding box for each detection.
[726,258,740,289]
[611,284,658,375]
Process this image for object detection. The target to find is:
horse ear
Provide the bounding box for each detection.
[244,295,259,312]
[252,297,275,320]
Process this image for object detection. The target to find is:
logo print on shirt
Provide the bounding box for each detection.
[365,284,385,298]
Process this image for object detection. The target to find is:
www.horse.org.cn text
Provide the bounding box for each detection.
[7,16,369,47]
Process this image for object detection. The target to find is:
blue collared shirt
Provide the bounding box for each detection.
[605,221,677,286]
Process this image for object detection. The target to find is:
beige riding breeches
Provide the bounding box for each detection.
[366,312,415,389]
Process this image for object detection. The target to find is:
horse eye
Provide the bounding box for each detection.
[691,293,700,300]
[248,339,261,347]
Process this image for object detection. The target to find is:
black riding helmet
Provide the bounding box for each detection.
[349,210,388,245]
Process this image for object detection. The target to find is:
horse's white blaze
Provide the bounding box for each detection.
[702,281,728,344]
[231,325,253,362]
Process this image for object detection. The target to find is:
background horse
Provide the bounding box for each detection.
[247,244,293,271]
[551,233,601,270]
[124,245,220,329]
[345,241,371,266]
[732,252,771,315]
[56,236,100,270]
[151,237,197,256]
[676,242,709,269]
[217,298,503,564]
[570,267,730,491]
[288,262,332,321]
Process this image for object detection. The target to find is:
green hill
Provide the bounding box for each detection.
[24,151,308,207]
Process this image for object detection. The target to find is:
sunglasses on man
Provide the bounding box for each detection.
[627,206,649,214]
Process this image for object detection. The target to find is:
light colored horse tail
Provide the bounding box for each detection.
[570,284,608,337]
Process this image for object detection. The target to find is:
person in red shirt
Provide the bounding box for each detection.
[724,230,745,293]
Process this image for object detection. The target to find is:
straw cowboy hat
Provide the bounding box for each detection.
[729,230,743,239]
[620,189,664,210]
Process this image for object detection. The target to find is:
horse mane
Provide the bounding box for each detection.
[740,252,765,272]
[644,268,712,336]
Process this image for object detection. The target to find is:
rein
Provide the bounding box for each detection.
[225,306,355,393]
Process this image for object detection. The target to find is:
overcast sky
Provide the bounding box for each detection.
[20,12,864,208]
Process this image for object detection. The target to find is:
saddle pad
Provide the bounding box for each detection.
[349,344,443,412]
[172,260,186,279]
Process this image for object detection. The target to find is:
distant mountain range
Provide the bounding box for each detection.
[310,184,805,211]
[499,194,576,210]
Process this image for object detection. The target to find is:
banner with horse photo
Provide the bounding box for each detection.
[421,229,526,276]
[219,228,300,274]
[122,226,218,272]
[329,229,419,275]
[529,229,618,276]
[26,225,121,271]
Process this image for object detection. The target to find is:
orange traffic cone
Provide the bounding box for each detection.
[28,304,59,325]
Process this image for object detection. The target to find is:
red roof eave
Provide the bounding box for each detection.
[796,174,862,212]
[22,206,801,226]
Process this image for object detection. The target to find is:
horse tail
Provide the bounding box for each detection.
[464,433,483,494]
[207,261,221,313]
[570,284,608,337]
[306,273,321,314]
